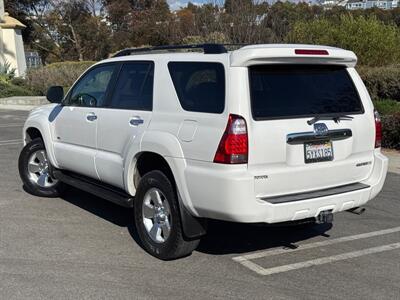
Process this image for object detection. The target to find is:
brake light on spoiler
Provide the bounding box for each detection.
[295,49,329,55]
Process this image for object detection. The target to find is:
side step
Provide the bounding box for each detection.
[53,170,134,208]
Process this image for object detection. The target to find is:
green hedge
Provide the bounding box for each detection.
[287,16,400,67]
[0,77,35,98]
[25,61,96,95]
[374,100,400,150]
[358,65,400,102]
[382,113,400,150]
[373,99,400,115]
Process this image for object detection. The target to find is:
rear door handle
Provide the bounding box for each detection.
[129,116,144,126]
[86,112,97,122]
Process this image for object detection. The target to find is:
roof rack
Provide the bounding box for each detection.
[112,44,233,57]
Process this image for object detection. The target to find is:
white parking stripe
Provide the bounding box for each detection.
[0,139,22,146]
[0,123,23,128]
[248,242,400,276]
[0,142,22,146]
[0,139,21,143]
[233,226,400,262]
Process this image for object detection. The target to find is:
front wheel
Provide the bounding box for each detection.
[134,170,200,260]
[18,138,65,197]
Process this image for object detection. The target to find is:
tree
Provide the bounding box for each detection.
[5,0,112,63]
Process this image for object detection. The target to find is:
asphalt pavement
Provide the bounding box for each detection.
[0,109,399,299]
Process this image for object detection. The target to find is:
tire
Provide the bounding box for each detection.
[134,170,200,260]
[18,138,65,197]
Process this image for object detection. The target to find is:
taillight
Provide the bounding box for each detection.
[295,49,329,55]
[374,109,382,148]
[214,114,248,164]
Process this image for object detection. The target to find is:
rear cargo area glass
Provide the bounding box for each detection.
[249,65,363,120]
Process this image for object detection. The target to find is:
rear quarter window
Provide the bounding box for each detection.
[168,62,225,114]
[249,65,364,120]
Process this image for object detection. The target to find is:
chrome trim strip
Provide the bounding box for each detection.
[287,129,352,145]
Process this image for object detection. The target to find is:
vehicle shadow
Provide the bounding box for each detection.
[197,220,332,255]
[60,186,142,246]
[60,187,332,256]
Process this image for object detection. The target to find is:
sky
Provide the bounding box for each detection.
[167,0,214,10]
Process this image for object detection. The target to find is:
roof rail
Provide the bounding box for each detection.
[112,44,229,57]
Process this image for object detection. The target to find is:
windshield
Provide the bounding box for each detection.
[249,65,364,120]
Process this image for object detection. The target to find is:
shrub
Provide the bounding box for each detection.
[0,61,16,79]
[373,99,400,115]
[25,61,95,95]
[287,15,400,66]
[0,81,35,98]
[381,113,400,150]
[10,77,28,87]
[357,65,400,102]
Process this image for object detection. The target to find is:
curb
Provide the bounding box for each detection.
[382,149,400,175]
[0,104,38,111]
[0,96,47,106]
[0,96,47,111]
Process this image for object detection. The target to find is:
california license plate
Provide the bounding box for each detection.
[304,141,334,163]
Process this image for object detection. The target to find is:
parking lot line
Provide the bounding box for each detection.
[0,142,22,146]
[0,139,22,146]
[250,242,400,276]
[0,123,23,128]
[233,226,400,262]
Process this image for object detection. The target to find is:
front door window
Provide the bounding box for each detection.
[67,65,115,107]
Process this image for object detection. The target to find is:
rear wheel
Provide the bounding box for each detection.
[18,138,65,197]
[134,170,200,260]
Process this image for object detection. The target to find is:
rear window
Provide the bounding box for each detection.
[168,62,225,114]
[249,65,363,120]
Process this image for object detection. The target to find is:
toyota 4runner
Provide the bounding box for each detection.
[18,44,388,260]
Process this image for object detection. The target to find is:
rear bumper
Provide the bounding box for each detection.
[184,150,388,223]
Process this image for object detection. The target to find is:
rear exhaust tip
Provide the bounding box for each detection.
[347,207,366,215]
[316,210,334,224]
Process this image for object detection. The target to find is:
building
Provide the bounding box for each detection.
[318,0,348,8]
[25,51,42,69]
[0,0,27,77]
[345,0,398,9]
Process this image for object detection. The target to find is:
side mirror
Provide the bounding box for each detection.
[46,86,64,103]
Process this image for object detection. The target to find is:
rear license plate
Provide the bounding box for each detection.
[304,141,334,163]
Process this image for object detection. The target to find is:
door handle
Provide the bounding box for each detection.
[129,116,144,126]
[86,112,97,122]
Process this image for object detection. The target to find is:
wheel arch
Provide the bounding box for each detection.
[129,151,206,239]
[124,131,185,196]
[124,131,206,239]
[23,119,58,169]
[25,127,43,143]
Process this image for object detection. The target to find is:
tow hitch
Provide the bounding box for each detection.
[347,207,366,215]
[316,210,334,224]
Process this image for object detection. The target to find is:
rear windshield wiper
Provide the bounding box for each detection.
[307,115,354,125]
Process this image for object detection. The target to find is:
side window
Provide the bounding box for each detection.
[168,62,225,114]
[110,62,154,111]
[68,65,115,107]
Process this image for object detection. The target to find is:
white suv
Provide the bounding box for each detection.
[18,44,388,260]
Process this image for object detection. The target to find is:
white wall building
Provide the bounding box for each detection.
[0,0,27,77]
[345,0,398,9]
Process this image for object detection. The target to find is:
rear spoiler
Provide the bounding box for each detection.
[230,45,357,68]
